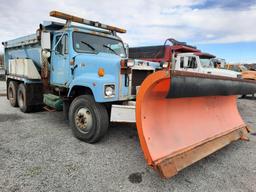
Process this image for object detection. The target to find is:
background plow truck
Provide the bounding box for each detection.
[3,11,256,179]
[129,38,240,78]
[129,38,215,63]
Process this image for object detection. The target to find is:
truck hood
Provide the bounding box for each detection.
[204,68,240,78]
[70,52,122,85]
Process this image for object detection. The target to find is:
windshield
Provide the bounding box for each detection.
[200,58,214,68]
[73,32,126,57]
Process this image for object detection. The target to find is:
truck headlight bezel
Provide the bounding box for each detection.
[104,84,115,98]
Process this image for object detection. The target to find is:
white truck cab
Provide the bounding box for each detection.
[175,53,241,78]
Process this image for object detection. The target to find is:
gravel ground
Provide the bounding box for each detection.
[0,96,256,192]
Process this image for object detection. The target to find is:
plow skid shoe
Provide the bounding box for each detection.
[136,70,256,179]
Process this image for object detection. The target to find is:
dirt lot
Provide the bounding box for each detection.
[0,82,256,192]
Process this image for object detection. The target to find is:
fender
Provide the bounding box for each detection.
[68,73,118,102]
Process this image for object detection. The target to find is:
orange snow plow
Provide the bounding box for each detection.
[136,70,256,179]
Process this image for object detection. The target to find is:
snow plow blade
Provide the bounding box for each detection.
[136,70,256,179]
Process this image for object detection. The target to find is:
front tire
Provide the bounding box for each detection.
[69,95,109,143]
[8,81,18,107]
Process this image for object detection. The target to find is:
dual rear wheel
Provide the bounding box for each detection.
[8,81,18,107]
[8,81,30,112]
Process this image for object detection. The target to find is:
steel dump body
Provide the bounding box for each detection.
[3,34,42,72]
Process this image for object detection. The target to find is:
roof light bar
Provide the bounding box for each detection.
[50,10,126,33]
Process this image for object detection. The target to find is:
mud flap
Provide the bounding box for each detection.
[136,70,255,178]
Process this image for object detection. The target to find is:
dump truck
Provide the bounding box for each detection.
[3,11,256,179]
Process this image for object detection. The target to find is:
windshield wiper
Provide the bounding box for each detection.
[103,44,118,56]
[80,41,95,51]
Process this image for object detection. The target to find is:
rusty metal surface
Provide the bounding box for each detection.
[155,126,249,178]
[41,55,50,91]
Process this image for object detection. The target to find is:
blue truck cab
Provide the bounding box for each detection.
[2,11,160,143]
[49,22,130,102]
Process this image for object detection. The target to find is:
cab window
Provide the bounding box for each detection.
[180,57,184,68]
[55,34,68,55]
[187,57,197,68]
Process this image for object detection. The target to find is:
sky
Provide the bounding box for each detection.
[0,0,256,63]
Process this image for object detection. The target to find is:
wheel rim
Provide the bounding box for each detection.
[18,91,24,107]
[75,107,93,133]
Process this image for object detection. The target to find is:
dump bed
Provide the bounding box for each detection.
[3,34,42,72]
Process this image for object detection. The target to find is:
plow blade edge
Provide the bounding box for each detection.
[136,70,256,178]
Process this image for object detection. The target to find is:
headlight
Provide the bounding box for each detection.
[104,84,115,97]
[127,59,135,67]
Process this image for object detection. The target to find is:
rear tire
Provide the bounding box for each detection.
[69,95,109,143]
[8,81,18,107]
[17,83,31,113]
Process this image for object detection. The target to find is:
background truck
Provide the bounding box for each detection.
[3,11,256,179]
[173,53,240,78]
[225,64,256,80]
[129,38,215,63]
[129,38,239,78]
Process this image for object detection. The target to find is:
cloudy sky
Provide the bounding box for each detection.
[0,0,256,63]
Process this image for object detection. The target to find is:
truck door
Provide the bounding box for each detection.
[50,34,69,86]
